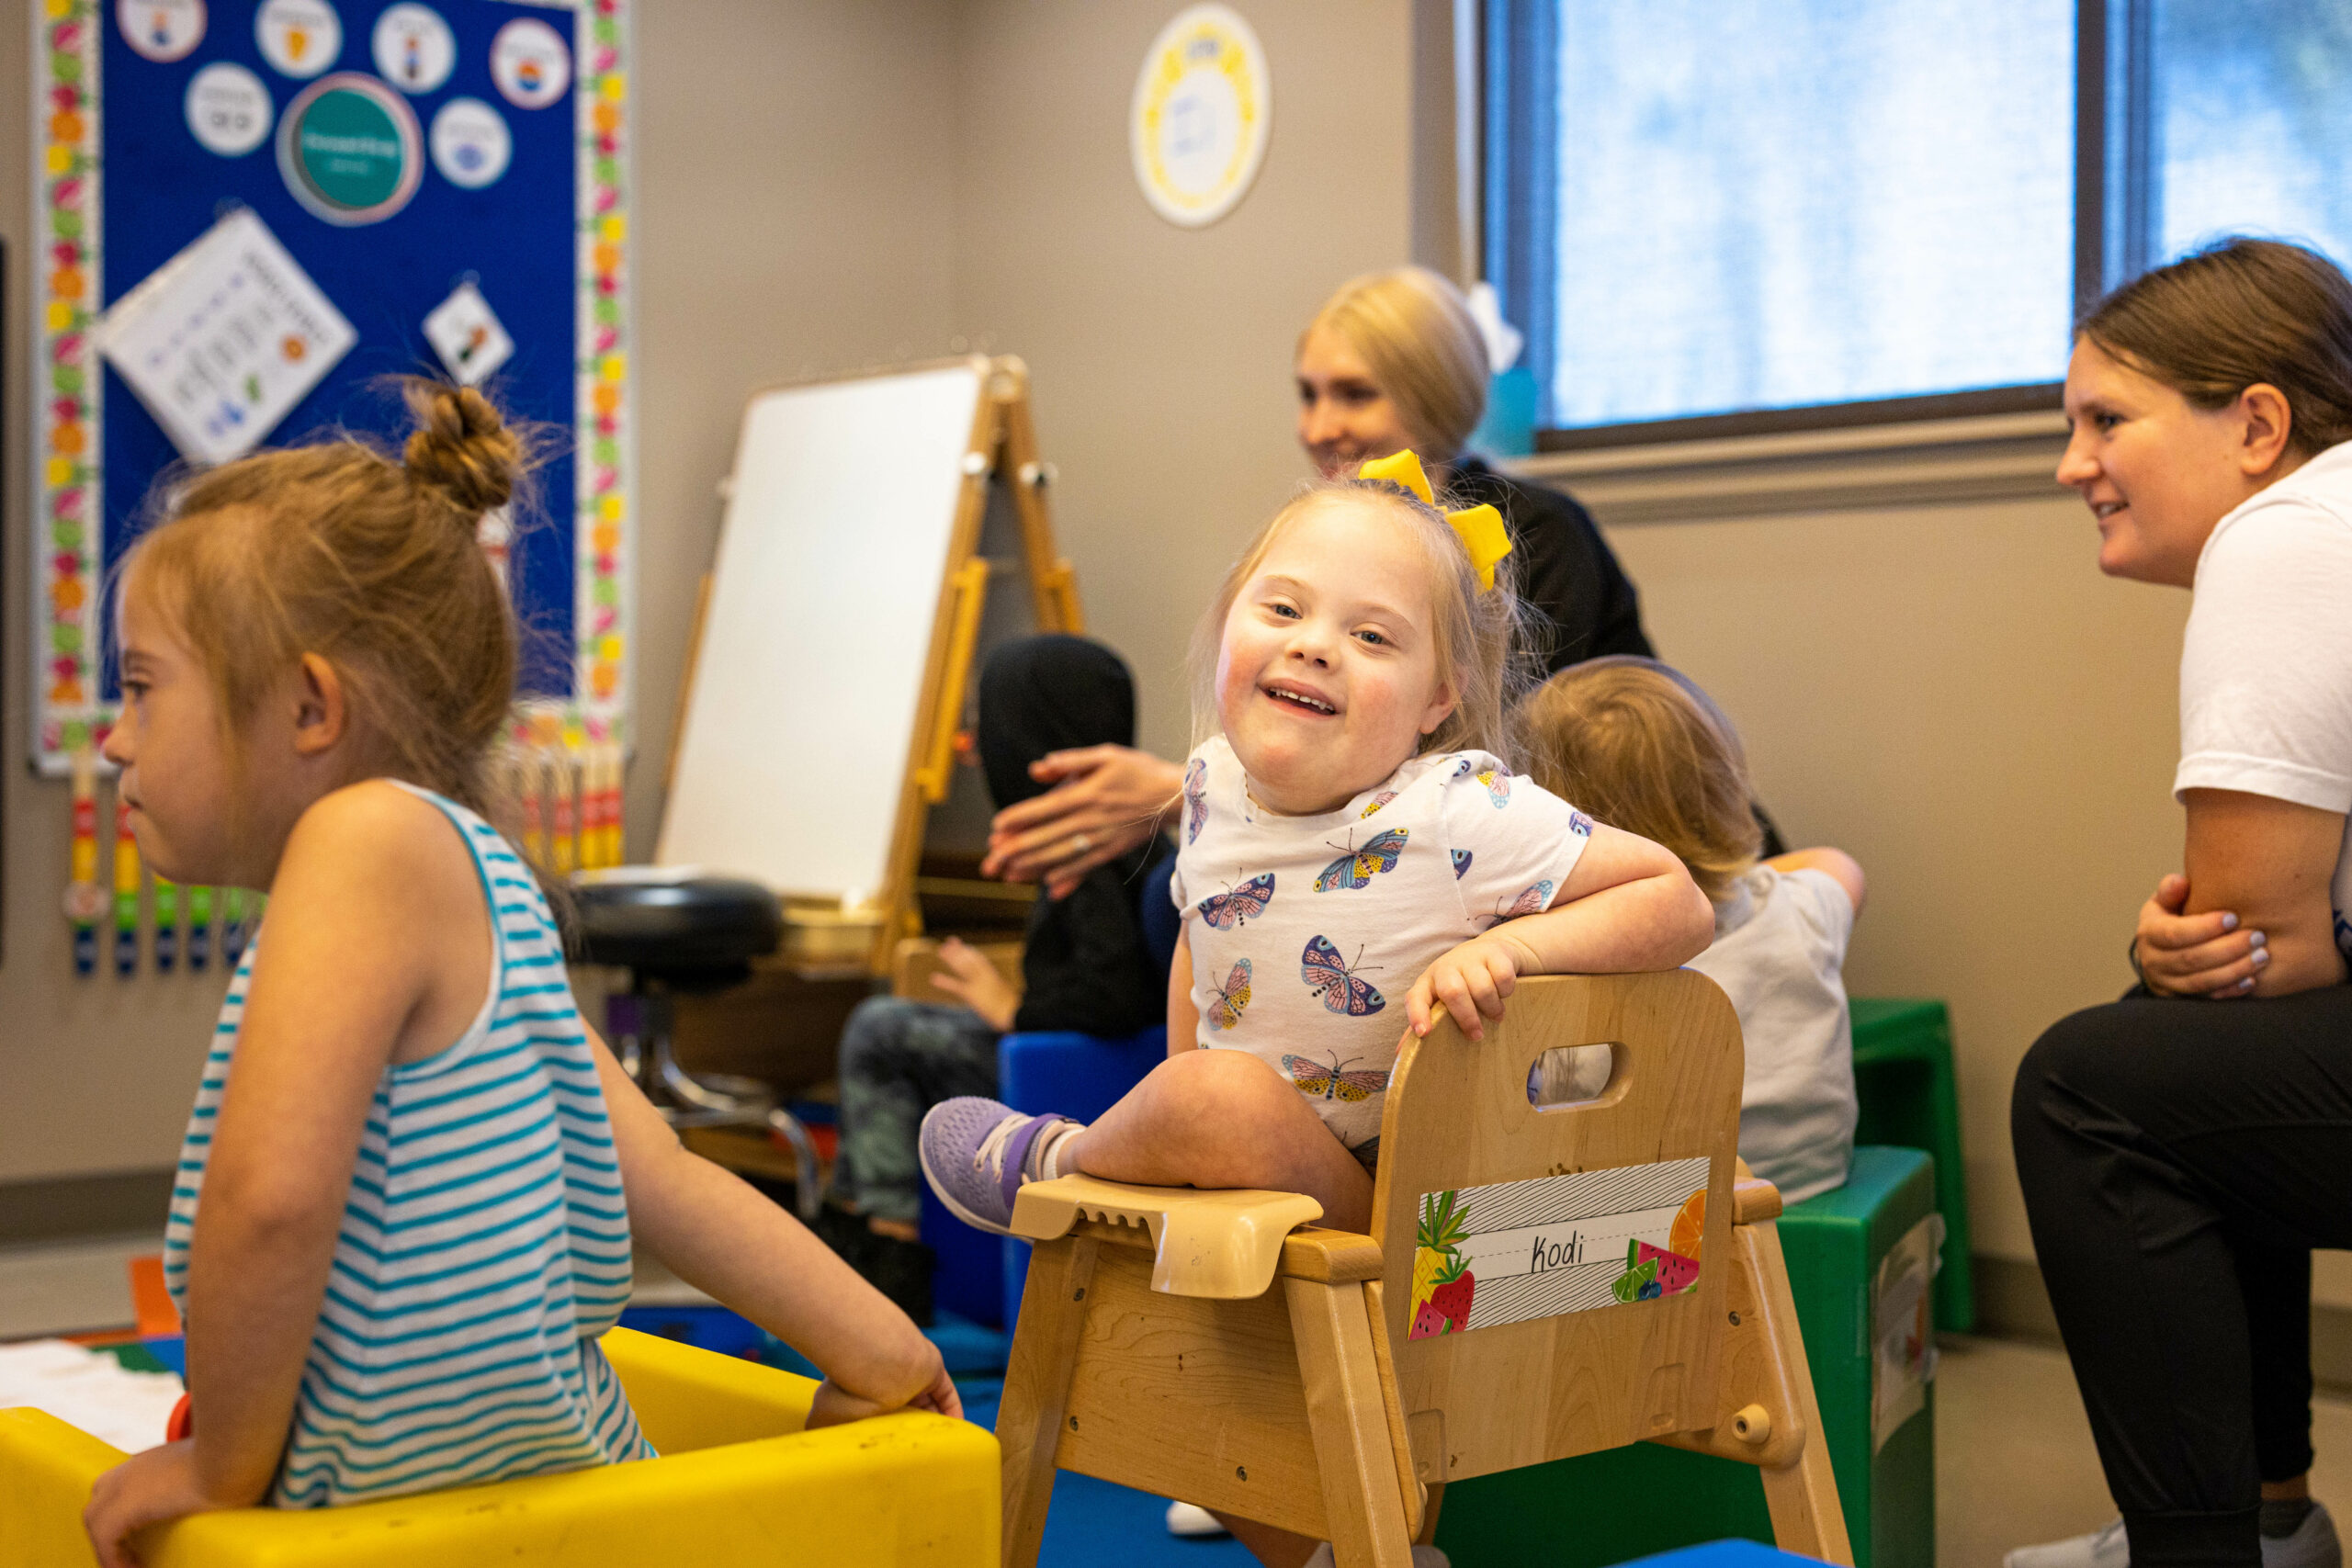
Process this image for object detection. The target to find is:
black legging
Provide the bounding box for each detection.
[2012,984,2352,1566]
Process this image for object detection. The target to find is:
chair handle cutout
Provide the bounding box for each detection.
[1525,1040,1624,1111]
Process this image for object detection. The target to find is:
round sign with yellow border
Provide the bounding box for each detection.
[1130,5,1272,229]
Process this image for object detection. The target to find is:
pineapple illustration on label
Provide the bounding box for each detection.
[1409,1189,1476,1338]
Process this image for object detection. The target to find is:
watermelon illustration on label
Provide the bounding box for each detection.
[1610,1188,1705,1303]
[1608,1239,1700,1302]
[1638,1241,1702,1293]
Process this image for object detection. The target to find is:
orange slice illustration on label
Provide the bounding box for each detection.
[1668,1188,1705,1263]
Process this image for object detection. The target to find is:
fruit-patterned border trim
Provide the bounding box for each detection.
[30,0,105,770]
[567,0,629,756]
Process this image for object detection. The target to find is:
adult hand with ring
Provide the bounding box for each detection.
[984,744,1182,899]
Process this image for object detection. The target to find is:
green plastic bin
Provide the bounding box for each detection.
[1433,1146,1938,1568]
[1849,998,1973,1334]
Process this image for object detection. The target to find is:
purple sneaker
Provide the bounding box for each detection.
[920,1097,1076,1235]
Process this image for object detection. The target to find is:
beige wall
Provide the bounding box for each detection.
[0,0,962,1183]
[946,0,1414,767]
[1599,491,2190,1263]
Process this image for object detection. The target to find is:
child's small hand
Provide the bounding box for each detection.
[807,1377,886,1428]
[933,938,1019,1032]
[905,1363,964,1420]
[805,1342,964,1429]
[85,1439,231,1568]
[1408,933,1536,1042]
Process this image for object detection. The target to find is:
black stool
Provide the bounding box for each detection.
[571,874,824,1220]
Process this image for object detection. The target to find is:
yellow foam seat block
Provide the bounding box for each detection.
[0,1326,999,1568]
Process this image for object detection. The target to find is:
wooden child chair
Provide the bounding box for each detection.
[993,970,1852,1568]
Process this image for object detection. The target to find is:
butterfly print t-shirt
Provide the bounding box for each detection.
[1170,736,1596,1160]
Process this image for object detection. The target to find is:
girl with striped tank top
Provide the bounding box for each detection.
[82,383,956,1568]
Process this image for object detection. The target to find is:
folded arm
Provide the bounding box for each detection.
[2165,788,2348,997]
[1408,823,1713,1039]
[1764,846,1866,913]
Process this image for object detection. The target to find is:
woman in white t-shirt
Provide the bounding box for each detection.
[2009,239,2352,1568]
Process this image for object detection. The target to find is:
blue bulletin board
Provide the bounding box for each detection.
[28,0,633,773]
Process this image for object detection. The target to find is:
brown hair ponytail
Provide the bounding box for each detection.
[2080,237,2352,457]
[403,382,524,514]
[127,378,533,818]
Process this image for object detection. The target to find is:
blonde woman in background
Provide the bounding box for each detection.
[987,266,1659,897]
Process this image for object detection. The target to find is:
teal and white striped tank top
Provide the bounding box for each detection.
[164,783,652,1507]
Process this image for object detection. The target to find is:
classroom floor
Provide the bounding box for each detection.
[6,1234,2351,1568]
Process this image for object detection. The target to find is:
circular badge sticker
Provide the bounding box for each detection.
[118,0,206,62]
[256,0,342,78]
[371,3,455,94]
[187,62,273,156]
[1129,4,1272,229]
[490,17,570,108]
[277,72,422,224]
[430,96,511,189]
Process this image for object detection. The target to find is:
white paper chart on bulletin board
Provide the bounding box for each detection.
[27,0,636,775]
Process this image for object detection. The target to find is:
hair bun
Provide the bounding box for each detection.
[402,381,522,514]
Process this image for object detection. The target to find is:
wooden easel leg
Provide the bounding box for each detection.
[1284,1278,1416,1568]
[1745,1222,1855,1567]
[996,1236,1100,1568]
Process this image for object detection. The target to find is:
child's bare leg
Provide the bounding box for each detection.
[1059,1049,1374,1234]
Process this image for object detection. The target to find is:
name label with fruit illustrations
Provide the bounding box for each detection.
[1408,1157,1712,1339]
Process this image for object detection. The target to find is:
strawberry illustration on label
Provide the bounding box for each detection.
[1428,1270,1476,1331]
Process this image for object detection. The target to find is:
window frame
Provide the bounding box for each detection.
[1490,0,2138,451]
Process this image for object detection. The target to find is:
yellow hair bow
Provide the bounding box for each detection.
[1356,450,1513,592]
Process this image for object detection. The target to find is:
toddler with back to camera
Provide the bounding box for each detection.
[1521,658,1866,1205]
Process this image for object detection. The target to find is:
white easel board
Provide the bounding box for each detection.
[657,364,985,903]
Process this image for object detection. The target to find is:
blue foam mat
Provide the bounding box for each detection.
[1621,1540,1831,1568]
